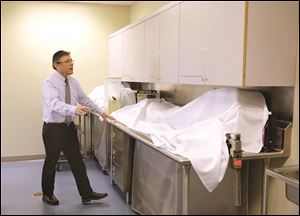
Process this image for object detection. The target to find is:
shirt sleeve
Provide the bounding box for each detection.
[75,80,105,115]
[43,80,76,116]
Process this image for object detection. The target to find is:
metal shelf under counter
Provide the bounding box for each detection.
[242,119,292,160]
[242,149,286,160]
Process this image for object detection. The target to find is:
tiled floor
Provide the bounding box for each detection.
[1,158,137,215]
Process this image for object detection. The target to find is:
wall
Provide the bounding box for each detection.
[1,1,130,158]
[264,32,299,215]
[130,1,170,23]
[1,1,298,214]
[246,33,299,216]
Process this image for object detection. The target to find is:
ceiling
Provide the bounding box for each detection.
[69,1,136,5]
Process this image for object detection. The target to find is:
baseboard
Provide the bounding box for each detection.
[1,154,45,162]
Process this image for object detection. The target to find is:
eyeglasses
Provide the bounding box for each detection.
[57,59,75,64]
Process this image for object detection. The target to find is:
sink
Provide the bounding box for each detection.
[266,165,299,205]
[285,170,299,205]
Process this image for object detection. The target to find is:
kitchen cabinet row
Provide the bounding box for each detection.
[108,1,298,86]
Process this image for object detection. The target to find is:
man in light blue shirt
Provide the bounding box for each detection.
[41,50,115,205]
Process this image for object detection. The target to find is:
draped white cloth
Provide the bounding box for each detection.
[88,84,136,169]
[88,84,136,108]
[112,88,269,192]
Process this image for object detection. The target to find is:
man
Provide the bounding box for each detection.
[42,50,115,205]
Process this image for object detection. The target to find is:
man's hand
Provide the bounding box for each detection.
[99,112,116,121]
[75,105,89,116]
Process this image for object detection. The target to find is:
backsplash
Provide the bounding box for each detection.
[125,82,294,122]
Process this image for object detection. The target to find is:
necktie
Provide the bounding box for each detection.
[65,78,72,125]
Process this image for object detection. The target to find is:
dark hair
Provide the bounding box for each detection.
[52,50,70,70]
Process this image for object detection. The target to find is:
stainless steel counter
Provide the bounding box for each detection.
[107,120,190,165]
[107,120,248,214]
[106,118,293,215]
[107,119,292,162]
[107,120,191,214]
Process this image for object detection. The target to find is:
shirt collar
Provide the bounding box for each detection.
[54,70,68,82]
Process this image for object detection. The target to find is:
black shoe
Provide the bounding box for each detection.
[82,192,108,204]
[42,194,59,206]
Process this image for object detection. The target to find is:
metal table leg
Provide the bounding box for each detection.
[262,158,270,215]
[182,164,190,215]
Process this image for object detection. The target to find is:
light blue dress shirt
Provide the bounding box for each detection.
[42,71,104,123]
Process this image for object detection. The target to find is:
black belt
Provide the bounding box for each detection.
[44,121,74,126]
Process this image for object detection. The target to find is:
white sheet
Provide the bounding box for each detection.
[112,88,269,192]
[88,85,105,108]
[120,85,137,107]
[88,84,136,109]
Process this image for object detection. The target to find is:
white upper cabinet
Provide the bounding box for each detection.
[144,15,160,83]
[108,1,298,86]
[122,22,145,82]
[179,1,298,86]
[179,1,245,86]
[245,1,298,86]
[108,33,123,77]
[159,5,180,84]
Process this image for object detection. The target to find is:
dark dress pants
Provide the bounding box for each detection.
[41,122,93,196]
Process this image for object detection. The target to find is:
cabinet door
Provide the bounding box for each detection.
[245,1,298,86]
[122,23,145,82]
[108,33,123,77]
[145,15,160,83]
[159,5,180,84]
[179,2,245,86]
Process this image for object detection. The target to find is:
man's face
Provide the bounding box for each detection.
[55,55,74,77]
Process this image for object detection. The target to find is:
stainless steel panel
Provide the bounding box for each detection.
[286,182,299,205]
[131,140,249,214]
[106,122,111,172]
[112,147,124,166]
[110,125,135,194]
[112,160,125,189]
[112,127,125,150]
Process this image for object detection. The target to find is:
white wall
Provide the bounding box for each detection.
[130,1,170,23]
[1,1,130,158]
